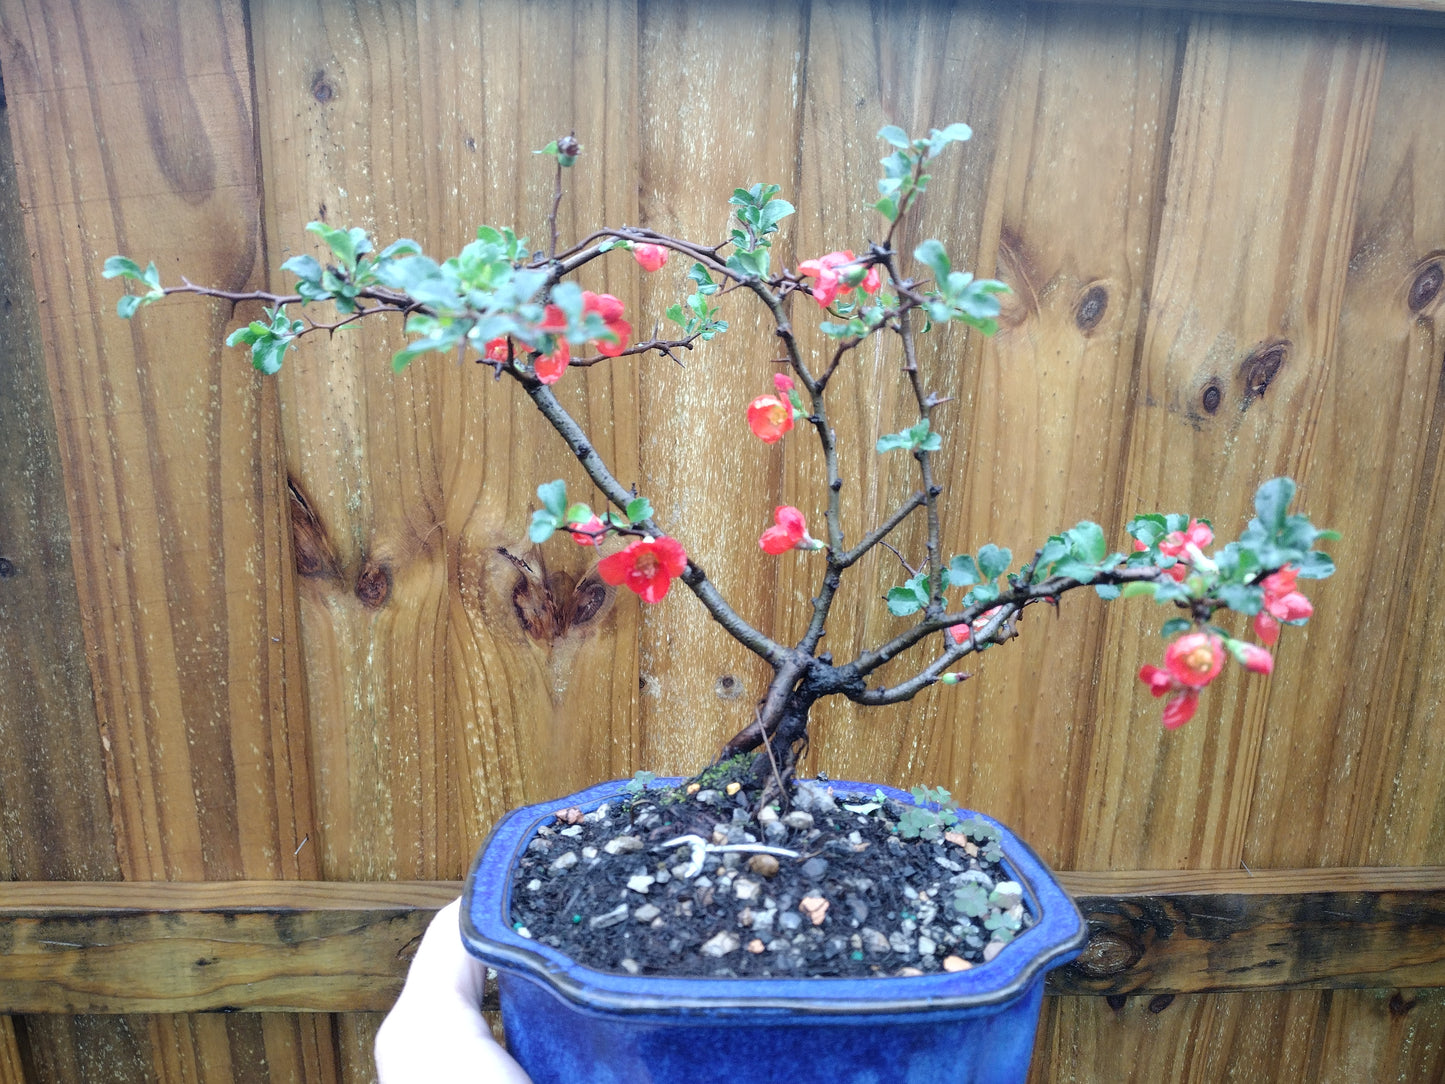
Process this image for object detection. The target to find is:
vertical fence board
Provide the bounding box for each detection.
[0,0,329,1080]
[632,0,812,770]
[1242,24,1445,869]
[1077,13,1386,870]
[417,0,644,822]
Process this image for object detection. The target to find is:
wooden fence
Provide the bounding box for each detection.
[1,0,1443,1080]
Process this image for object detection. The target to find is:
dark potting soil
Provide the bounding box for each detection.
[508,764,1034,980]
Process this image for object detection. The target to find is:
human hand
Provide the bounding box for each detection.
[375,898,534,1083]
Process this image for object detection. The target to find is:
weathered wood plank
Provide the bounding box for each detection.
[791,2,1184,868]
[416,0,645,819]
[629,0,812,773]
[1033,0,1445,27]
[0,872,1439,1012]
[1241,23,1445,870]
[0,0,329,1079]
[1031,988,1445,1084]
[1079,12,1387,871]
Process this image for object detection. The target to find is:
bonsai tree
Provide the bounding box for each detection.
[104,125,1333,806]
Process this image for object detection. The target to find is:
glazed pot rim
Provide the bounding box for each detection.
[462,778,1087,1017]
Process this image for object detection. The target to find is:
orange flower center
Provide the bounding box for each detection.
[1181,643,1215,675]
[633,550,659,576]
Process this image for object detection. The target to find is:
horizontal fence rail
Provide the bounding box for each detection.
[1,871,1440,1014]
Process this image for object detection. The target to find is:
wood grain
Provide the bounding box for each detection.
[0,873,1439,1012]
[1079,12,1388,871]
[1241,22,1445,870]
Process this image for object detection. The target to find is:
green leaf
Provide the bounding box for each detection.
[918,430,943,452]
[103,255,145,281]
[1054,561,1097,584]
[877,124,911,149]
[379,238,422,260]
[913,239,951,283]
[977,544,1011,582]
[1217,582,1263,615]
[252,337,290,376]
[116,294,145,319]
[528,509,558,544]
[1121,581,1157,599]
[1066,521,1108,563]
[1161,617,1192,638]
[876,431,913,453]
[537,479,568,520]
[874,196,899,222]
[946,555,978,588]
[565,503,594,525]
[625,497,653,524]
[1095,584,1122,600]
[1254,477,1296,532]
[1295,550,1335,579]
[886,587,923,616]
[281,254,323,283]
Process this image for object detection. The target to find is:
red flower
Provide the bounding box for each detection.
[747,394,794,443]
[759,506,821,554]
[1135,518,1214,581]
[534,339,570,385]
[774,373,795,394]
[1139,665,1201,730]
[1161,690,1200,730]
[1234,641,1274,674]
[539,304,568,332]
[798,250,881,307]
[1139,631,1225,730]
[597,536,688,603]
[948,606,1002,646]
[1165,631,1225,688]
[1253,565,1314,645]
[632,244,669,272]
[583,290,631,357]
[569,514,607,547]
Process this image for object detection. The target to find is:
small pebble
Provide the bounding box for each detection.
[734,878,763,902]
[758,805,779,824]
[559,825,583,838]
[549,851,578,872]
[801,857,829,880]
[525,879,542,892]
[888,931,914,956]
[799,896,830,926]
[895,966,924,977]
[589,905,629,930]
[726,782,742,796]
[603,835,644,855]
[918,936,937,956]
[633,904,661,922]
[860,928,891,954]
[555,807,585,825]
[783,811,815,830]
[747,854,780,878]
[700,931,740,957]
[582,846,598,860]
[983,940,1007,963]
[746,938,766,954]
[626,874,655,894]
[943,955,972,972]
[695,789,720,806]
[620,958,641,974]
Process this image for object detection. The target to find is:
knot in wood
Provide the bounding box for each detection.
[1075,285,1109,333]
[310,71,335,104]
[1073,929,1144,978]
[355,560,391,609]
[1201,380,1223,415]
[1239,342,1288,405]
[0,557,15,579]
[1409,263,1442,312]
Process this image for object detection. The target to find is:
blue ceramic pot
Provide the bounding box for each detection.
[462,779,1086,1084]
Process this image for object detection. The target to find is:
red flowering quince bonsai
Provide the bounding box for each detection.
[103,124,1335,800]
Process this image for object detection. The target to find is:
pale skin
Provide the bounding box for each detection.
[375,899,534,1084]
